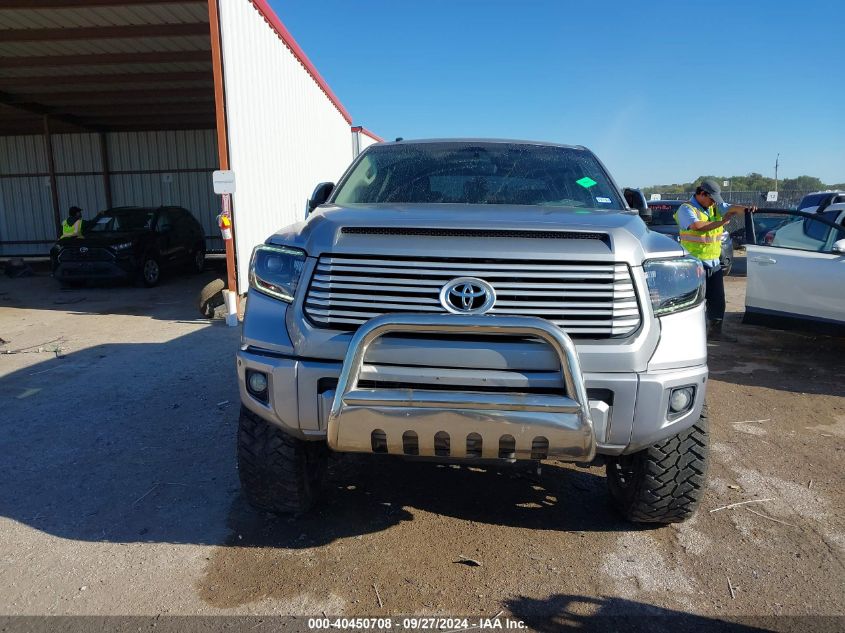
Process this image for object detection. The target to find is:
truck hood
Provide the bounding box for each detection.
[267,204,682,264]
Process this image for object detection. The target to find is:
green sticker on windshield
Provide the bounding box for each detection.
[576,176,597,188]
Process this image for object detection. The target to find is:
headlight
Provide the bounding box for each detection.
[112,241,133,251]
[643,256,705,316]
[249,245,306,302]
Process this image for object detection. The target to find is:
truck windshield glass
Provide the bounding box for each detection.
[332,142,624,208]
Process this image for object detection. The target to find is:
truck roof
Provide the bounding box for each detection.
[378,138,587,151]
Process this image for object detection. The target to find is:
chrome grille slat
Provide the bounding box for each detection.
[323,257,616,272]
[312,277,634,292]
[305,255,642,338]
[308,291,440,304]
[319,264,616,280]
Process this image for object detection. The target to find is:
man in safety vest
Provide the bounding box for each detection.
[675,179,754,341]
[60,206,84,239]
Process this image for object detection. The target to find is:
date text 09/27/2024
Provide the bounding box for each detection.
[306,617,528,630]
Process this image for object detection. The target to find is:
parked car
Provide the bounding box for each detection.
[797,190,845,212]
[51,206,206,287]
[744,203,845,329]
[646,200,734,275]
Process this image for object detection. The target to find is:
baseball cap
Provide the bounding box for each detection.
[698,179,725,206]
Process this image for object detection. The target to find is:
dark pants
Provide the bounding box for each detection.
[704,264,725,322]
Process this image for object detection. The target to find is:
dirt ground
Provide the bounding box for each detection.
[0,258,843,631]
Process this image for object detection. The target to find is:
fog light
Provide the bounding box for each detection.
[247,371,268,397]
[668,387,694,414]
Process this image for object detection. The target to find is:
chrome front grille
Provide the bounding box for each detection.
[304,255,641,338]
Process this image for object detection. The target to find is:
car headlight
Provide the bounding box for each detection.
[249,245,306,303]
[643,256,705,316]
[112,241,133,251]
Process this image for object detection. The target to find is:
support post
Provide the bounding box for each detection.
[208,0,238,301]
[43,115,61,236]
[99,131,112,208]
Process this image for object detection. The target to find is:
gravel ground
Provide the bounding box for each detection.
[0,259,843,631]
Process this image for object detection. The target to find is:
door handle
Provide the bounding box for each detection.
[751,256,777,265]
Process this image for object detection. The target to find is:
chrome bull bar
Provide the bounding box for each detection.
[327,314,596,461]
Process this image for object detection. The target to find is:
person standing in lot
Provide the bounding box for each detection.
[60,206,84,239]
[674,179,754,342]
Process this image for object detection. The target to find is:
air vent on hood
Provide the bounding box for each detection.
[341,227,607,241]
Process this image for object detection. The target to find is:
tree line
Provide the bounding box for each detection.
[642,174,845,196]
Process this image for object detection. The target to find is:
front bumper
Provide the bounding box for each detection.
[54,257,135,281]
[238,313,708,458]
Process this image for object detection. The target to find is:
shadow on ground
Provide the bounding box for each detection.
[0,258,227,321]
[505,593,820,632]
[706,311,845,397]
[221,454,631,553]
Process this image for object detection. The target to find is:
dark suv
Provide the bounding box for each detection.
[51,206,206,287]
[646,199,735,275]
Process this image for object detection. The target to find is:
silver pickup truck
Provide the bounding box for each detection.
[236,139,709,524]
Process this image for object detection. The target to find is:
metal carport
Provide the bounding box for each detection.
[0,0,371,297]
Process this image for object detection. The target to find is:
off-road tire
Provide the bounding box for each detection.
[606,409,709,524]
[237,406,326,515]
[198,278,225,317]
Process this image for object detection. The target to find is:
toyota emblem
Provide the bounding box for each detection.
[439,277,496,314]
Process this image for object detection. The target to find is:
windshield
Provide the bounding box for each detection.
[88,209,155,232]
[332,142,624,208]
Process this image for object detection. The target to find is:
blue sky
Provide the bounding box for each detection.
[269,0,845,187]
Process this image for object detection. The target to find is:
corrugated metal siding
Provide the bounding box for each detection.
[219,0,355,293]
[0,3,209,30]
[0,135,53,255]
[0,130,220,255]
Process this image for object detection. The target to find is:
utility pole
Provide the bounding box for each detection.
[774,153,780,192]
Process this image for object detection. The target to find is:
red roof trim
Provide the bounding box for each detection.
[248,0,352,124]
[351,126,383,142]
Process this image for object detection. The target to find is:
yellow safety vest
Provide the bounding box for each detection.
[675,202,723,261]
[60,219,81,239]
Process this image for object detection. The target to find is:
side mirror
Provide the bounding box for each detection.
[306,182,334,217]
[623,187,651,222]
[832,239,845,254]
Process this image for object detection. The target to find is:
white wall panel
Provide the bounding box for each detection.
[53,133,102,173]
[0,136,53,255]
[57,175,106,217]
[108,129,217,171]
[219,0,355,293]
